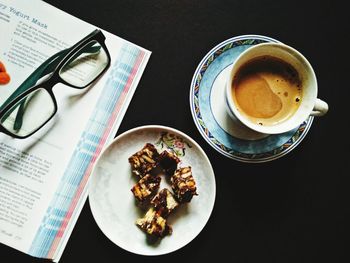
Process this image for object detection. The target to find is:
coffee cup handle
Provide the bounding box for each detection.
[311,98,329,117]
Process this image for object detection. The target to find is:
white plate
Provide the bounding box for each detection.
[88,125,216,255]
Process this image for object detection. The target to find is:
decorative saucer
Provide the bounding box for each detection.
[189,35,313,163]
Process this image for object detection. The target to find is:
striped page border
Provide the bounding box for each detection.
[28,43,146,258]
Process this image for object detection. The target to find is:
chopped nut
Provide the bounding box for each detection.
[171,166,198,203]
[131,174,161,203]
[136,208,172,237]
[128,143,160,177]
[151,188,179,217]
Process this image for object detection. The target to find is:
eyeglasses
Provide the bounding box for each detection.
[0,29,111,139]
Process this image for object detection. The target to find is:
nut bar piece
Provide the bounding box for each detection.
[151,188,179,217]
[131,174,161,203]
[171,166,198,203]
[158,150,180,176]
[128,143,160,177]
[136,208,172,237]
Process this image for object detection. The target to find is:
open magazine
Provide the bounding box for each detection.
[0,0,151,261]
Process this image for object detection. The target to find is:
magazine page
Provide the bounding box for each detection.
[0,0,150,258]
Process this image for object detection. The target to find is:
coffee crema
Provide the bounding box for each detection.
[232,56,302,126]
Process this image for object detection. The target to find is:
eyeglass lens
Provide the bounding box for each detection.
[59,40,109,88]
[0,88,56,137]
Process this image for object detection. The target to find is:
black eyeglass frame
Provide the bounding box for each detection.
[0,29,111,139]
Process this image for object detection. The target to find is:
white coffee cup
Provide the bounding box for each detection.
[225,42,328,135]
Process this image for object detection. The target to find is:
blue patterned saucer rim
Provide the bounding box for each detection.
[189,34,314,163]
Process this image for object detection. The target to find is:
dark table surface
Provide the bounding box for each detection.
[1,0,348,262]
